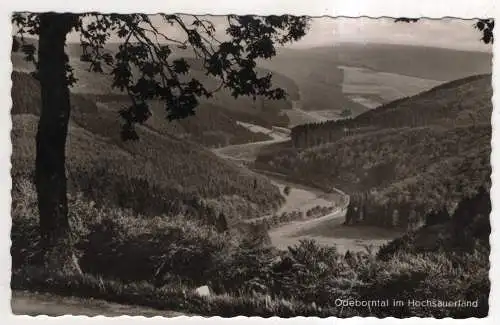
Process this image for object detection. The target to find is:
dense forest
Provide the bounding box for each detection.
[256,74,492,229]
[11,71,286,225]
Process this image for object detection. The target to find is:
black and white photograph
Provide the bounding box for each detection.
[7,9,493,318]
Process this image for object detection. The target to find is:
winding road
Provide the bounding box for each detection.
[213,117,403,254]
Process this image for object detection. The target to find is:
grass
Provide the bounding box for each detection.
[12,268,340,317]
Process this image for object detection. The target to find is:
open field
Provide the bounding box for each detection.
[266,173,341,216]
[270,213,405,254]
[235,121,289,141]
[347,95,381,109]
[339,65,443,105]
[285,98,346,127]
[254,170,403,253]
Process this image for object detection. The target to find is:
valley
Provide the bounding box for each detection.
[11,42,491,252]
[269,215,405,253]
[213,108,403,253]
[257,73,492,231]
[10,28,492,318]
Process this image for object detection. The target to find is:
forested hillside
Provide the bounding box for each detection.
[256,74,492,229]
[88,94,273,148]
[11,71,285,224]
[290,74,492,147]
[378,185,490,258]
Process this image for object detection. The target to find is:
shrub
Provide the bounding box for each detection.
[11,177,490,318]
[11,177,236,287]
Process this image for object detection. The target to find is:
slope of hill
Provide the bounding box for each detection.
[256,74,492,228]
[378,186,490,257]
[259,49,367,115]
[290,74,492,147]
[11,71,285,223]
[309,43,493,81]
[12,41,298,132]
[89,94,272,148]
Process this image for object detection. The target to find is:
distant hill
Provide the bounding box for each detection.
[256,74,492,228]
[12,37,300,130]
[259,48,366,115]
[290,74,492,147]
[308,43,492,81]
[11,71,285,223]
[258,43,492,115]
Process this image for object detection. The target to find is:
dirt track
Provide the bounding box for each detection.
[11,291,185,317]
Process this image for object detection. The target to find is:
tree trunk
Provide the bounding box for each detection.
[36,13,81,274]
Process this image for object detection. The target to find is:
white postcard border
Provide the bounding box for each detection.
[0,0,497,324]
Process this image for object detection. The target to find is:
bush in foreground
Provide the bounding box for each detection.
[11,178,489,317]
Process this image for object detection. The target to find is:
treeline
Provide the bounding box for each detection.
[378,185,491,257]
[290,74,492,148]
[245,204,337,230]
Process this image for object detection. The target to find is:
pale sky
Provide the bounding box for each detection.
[294,17,491,52]
[59,15,492,53]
